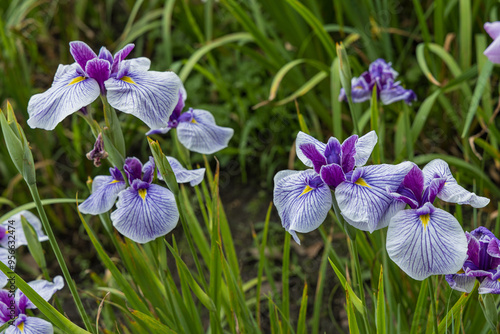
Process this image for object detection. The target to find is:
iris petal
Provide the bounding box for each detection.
[111,184,179,243]
[78,176,126,215]
[166,156,205,186]
[336,162,413,232]
[386,204,468,280]
[479,277,500,294]
[69,41,97,71]
[16,276,64,310]
[422,159,490,208]
[273,170,332,244]
[8,315,53,334]
[485,22,500,40]
[0,248,14,288]
[176,109,234,154]
[484,37,500,64]
[105,70,182,129]
[445,273,476,293]
[295,131,326,168]
[353,130,377,166]
[0,211,48,248]
[27,64,100,130]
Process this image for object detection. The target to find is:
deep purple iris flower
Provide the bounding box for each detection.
[0,276,63,334]
[273,131,412,244]
[339,59,417,105]
[27,41,181,130]
[79,156,204,243]
[484,22,500,63]
[147,84,234,154]
[386,160,490,280]
[446,227,500,294]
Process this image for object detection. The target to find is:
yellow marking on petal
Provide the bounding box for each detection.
[121,76,136,84]
[299,185,313,197]
[67,76,86,86]
[138,188,147,201]
[190,118,197,124]
[354,85,363,89]
[420,214,430,230]
[17,322,24,332]
[457,269,465,274]
[354,178,371,188]
[109,180,121,184]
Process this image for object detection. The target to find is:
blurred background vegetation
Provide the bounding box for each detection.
[1,0,500,332]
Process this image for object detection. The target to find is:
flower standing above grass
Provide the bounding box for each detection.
[386,160,490,280]
[446,227,500,294]
[0,276,63,334]
[147,85,234,154]
[79,156,205,243]
[338,58,417,105]
[27,41,181,130]
[484,22,500,63]
[273,131,413,244]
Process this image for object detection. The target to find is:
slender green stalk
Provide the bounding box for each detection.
[28,184,95,333]
[428,277,439,334]
[282,232,291,333]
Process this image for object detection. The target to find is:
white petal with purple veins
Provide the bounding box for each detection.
[105,70,182,129]
[295,131,327,168]
[273,170,332,244]
[0,211,48,248]
[0,248,14,288]
[176,109,234,154]
[479,277,500,294]
[27,63,100,130]
[111,185,179,243]
[166,156,205,186]
[336,162,413,232]
[445,274,476,293]
[17,275,64,310]
[7,315,53,334]
[353,131,377,167]
[79,176,126,215]
[422,159,490,208]
[386,204,468,280]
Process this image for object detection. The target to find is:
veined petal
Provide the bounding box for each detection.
[0,248,14,288]
[445,274,476,293]
[98,46,113,63]
[340,135,357,173]
[320,163,345,188]
[0,211,48,248]
[85,58,110,92]
[27,64,100,130]
[422,159,490,208]
[16,276,64,311]
[78,175,126,215]
[69,41,97,71]
[176,109,234,154]
[146,127,170,136]
[105,70,182,129]
[117,58,151,76]
[353,130,377,166]
[336,162,413,232]
[484,37,500,64]
[479,277,500,294]
[166,156,205,186]
[386,204,468,280]
[111,44,135,74]
[273,170,332,244]
[295,131,326,168]
[111,184,179,243]
[299,144,327,174]
[485,22,500,40]
[8,314,53,334]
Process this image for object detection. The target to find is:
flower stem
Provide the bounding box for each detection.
[28,184,95,333]
[427,277,439,334]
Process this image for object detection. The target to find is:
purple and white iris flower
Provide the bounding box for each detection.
[339,58,417,105]
[0,211,49,249]
[446,227,500,294]
[79,156,204,243]
[27,41,182,130]
[273,130,413,244]
[0,276,63,334]
[484,22,500,64]
[386,159,490,280]
[147,85,234,154]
